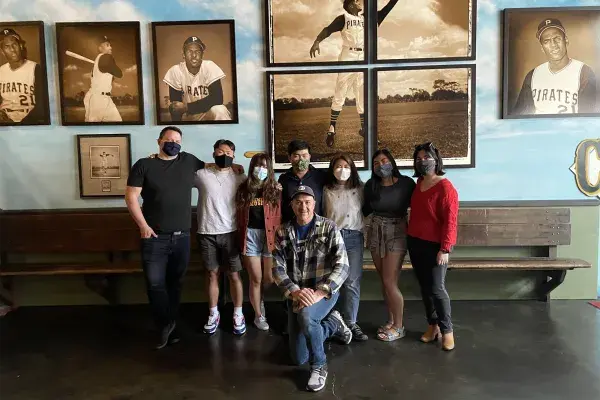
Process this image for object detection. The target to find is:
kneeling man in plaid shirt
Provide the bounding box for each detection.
[273,185,352,392]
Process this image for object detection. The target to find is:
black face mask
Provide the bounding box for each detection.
[162,142,181,157]
[215,154,234,168]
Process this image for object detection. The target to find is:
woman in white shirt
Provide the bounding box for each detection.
[323,153,368,341]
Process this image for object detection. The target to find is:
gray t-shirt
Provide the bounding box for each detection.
[194,167,246,234]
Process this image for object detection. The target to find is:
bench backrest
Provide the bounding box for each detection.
[0,207,571,254]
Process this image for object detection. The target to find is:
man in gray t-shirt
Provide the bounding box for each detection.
[194,139,246,336]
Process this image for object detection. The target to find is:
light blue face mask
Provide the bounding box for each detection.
[254,166,268,181]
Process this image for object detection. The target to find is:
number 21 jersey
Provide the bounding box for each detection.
[0,60,36,122]
[531,59,583,114]
[163,60,225,106]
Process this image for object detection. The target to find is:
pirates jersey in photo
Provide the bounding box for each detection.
[341,11,364,49]
[530,59,584,114]
[163,60,225,105]
[91,54,113,94]
[0,60,37,122]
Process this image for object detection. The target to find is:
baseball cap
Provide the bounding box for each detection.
[291,185,315,200]
[183,36,206,50]
[98,35,110,45]
[0,28,22,42]
[536,18,566,41]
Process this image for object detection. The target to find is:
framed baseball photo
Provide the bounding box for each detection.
[266,0,368,67]
[374,0,476,63]
[0,21,51,126]
[503,7,600,119]
[55,22,144,126]
[267,69,368,171]
[151,20,238,125]
[76,134,132,198]
[374,65,475,168]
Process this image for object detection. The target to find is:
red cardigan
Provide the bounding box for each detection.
[236,196,282,254]
[407,178,459,252]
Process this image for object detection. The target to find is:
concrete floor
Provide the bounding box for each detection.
[1,300,599,400]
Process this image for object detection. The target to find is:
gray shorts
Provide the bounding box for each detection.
[196,232,242,273]
[367,215,408,258]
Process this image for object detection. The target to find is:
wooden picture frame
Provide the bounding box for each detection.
[56,21,144,126]
[373,64,476,168]
[265,0,368,67]
[0,21,51,126]
[267,68,369,171]
[76,134,132,198]
[151,20,239,125]
[373,0,476,63]
[502,7,600,119]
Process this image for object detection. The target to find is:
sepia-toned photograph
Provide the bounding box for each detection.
[267,69,368,170]
[503,7,600,119]
[266,0,367,67]
[77,134,131,198]
[375,0,475,62]
[56,22,144,126]
[152,20,238,125]
[0,21,50,126]
[374,65,475,167]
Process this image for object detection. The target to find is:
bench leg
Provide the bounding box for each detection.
[84,275,119,305]
[538,270,567,302]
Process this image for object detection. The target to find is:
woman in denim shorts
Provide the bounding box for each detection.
[235,153,281,330]
[363,149,416,341]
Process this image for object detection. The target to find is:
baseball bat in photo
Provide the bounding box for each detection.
[65,50,95,65]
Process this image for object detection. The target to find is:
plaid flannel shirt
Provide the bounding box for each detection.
[273,214,349,300]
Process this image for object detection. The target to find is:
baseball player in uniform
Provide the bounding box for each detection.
[0,28,47,124]
[84,36,123,122]
[310,0,398,147]
[163,36,231,122]
[512,19,597,115]
[99,151,113,175]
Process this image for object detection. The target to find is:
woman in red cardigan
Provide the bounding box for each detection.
[235,153,282,331]
[407,142,459,351]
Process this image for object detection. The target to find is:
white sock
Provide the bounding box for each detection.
[234,307,243,316]
[210,306,218,315]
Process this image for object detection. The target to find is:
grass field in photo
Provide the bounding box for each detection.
[64,105,140,123]
[377,100,469,161]
[91,166,120,179]
[273,106,365,164]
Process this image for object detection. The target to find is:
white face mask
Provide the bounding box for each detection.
[334,167,351,182]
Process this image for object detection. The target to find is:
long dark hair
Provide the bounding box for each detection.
[412,142,446,177]
[236,153,280,208]
[325,153,362,189]
[370,148,402,200]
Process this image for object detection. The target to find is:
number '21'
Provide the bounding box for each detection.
[19,95,35,107]
[558,104,576,113]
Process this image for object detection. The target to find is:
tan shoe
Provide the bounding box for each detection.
[442,332,455,351]
[420,325,441,343]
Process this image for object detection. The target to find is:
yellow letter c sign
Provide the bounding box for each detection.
[570,139,600,198]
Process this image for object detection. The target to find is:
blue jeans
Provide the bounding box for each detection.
[288,292,340,368]
[141,232,190,329]
[337,229,364,325]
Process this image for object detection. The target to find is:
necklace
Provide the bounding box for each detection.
[212,168,232,186]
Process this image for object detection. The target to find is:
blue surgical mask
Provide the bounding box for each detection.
[254,166,268,181]
[162,142,181,157]
[375,163,393,178]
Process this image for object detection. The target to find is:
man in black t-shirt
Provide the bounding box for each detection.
[126,126,205,349]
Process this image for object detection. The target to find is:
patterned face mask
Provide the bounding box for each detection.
[254,166,268,181]
[294,159,310,171]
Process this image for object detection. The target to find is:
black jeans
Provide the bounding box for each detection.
[141,231,191,329]
[407,235,453,334]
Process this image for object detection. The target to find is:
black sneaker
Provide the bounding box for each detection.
[328,310,352,345]
[350,323,368,342]
[325,132,335,147]
[306,365,328,392]
[156,322,176,350]
[358,128,364,138]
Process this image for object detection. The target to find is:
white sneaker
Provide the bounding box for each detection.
[204,312,220,335]
[233,313,246,336]
[306,365,328,392]
[254,315,269,331]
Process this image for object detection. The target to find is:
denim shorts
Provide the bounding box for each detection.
[245,227,272,258]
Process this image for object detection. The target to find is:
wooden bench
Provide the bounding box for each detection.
[363,206,591,300]
[0,205,592,307]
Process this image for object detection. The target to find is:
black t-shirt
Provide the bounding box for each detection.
[362,176,416,218]
[248,189,265,229]
[127,152,205,232]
